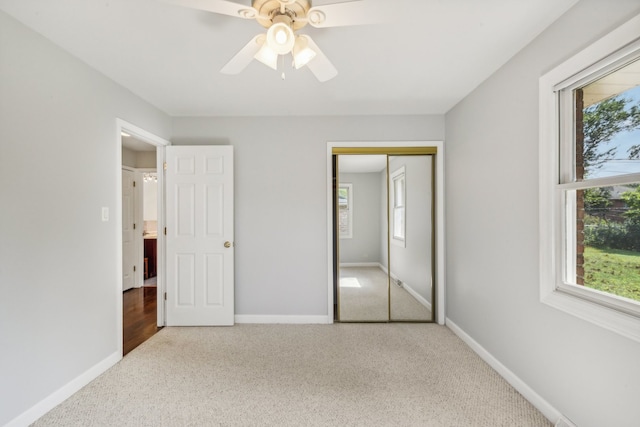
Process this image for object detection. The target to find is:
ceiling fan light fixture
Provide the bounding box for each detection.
[293,35,316,69]
[237,8,257,19]
[266,17,295,55]
[308,10,326,26]
[254,42,279,70]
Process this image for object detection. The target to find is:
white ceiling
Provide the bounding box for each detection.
[0,0,579,117]
[121,134,157,152]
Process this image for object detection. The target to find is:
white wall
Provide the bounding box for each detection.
[143,177,158,221]
[380,169,389,273]
[444,1,640,426]
[338,172,383,264]
[135,151,156,169]
[0,10,171,426]
[172,116,445,317]
[122,148,156,169]
[122,146,137,168]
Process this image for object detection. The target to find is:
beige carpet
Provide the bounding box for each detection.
[33,324,551,427]
[339,267,432,321]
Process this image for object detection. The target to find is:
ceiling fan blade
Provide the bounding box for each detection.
[161,0,258,20]
[220,35,264,75]
[303,36,338,82]
[306,0,383,28]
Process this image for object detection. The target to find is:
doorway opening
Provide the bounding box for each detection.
[122,134,160,355]
[117,119,169,356]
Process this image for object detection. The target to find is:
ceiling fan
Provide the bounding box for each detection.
[163,0,380,82]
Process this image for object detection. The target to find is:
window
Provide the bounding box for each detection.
[338,183,353,239]
[391,166,406,246]
[540,13,640,342]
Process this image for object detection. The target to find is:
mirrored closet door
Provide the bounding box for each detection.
[334,148,435,322]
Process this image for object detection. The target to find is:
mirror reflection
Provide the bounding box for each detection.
[336,153,434,322]
[388,155,433,321]
[338,155,388,321]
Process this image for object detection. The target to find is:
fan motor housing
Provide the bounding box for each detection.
[252,0,311,30]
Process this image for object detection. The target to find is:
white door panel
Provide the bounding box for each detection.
[165,146,234,326]
[122,169,135,291]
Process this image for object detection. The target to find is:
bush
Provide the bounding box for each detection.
[585,218,640,251]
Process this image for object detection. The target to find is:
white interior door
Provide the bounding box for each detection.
[165,146,234,326]
[122,168,135,291]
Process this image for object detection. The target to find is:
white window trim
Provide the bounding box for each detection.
[339,183,353,239]
[539,13,640,343]
[391,166,406,247]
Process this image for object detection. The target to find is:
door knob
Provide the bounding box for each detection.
[224,241,232,248]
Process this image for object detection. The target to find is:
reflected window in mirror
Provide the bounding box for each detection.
[338,183,353,239]
[391,166,406,247]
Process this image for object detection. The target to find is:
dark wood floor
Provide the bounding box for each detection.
[123,286,162,356]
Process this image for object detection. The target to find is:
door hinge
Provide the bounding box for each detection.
[163,162,168,171]
[133,180,136,187]
[133,223,136,230]
[133,265,136,272]
[164,227,167,235]
[164,292,167,301]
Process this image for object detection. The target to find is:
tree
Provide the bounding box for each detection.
[584,187,612,218]
[622,186,640,225]
[583,95,640,177]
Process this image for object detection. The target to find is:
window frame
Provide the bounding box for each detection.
[338,183,353,239]
[539,13,640,343]
[391,166,406,247]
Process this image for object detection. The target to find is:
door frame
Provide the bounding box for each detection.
[116,118,170,357]
[326,141,445,324]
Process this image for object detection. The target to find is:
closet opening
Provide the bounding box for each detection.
[329,145,443,323]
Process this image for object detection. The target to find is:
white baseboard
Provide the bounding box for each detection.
[339,262,381,268]
[6,351,121,427]
[401,282,432,311]
[235,315,333,324]
[379,265,432,311]
[445,318,561,425]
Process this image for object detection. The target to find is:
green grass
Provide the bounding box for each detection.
[584,246,640,302]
